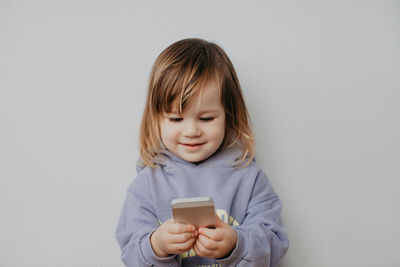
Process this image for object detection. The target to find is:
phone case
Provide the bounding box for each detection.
[171,197,216,228]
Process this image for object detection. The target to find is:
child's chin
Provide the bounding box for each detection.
[179,153,207,163]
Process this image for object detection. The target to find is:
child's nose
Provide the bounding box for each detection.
[183,120,201,137]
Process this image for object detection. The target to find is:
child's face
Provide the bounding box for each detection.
[160,84,225,163]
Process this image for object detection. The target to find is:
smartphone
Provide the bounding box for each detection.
[171,197,216,228]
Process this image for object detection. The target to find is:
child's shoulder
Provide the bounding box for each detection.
[231,154,263,172]
[127,161,157,192]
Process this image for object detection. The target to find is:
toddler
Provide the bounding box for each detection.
[115,38,289,267]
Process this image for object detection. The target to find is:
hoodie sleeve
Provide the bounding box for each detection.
[217,171,289,267]
[115,173,180,267]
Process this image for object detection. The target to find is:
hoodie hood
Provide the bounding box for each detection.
[136,143,248,173]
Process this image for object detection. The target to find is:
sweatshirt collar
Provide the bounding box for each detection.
[153,143,245,169]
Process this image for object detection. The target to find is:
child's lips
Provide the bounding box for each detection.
[180,142,206,147]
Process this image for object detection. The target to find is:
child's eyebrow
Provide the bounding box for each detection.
[165,110,180,114]
[198,109,220,114]
[166,109,220,114]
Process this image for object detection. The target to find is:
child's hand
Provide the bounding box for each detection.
[193,214,237,259]
[150,219,197,258]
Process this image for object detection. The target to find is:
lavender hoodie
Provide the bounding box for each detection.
[115,145,289,267]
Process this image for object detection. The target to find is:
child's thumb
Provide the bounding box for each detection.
[215,213,226,227]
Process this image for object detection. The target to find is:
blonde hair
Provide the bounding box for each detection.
[139,38,254,167]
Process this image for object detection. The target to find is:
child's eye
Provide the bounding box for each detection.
[169,118,183,122]
[200,117,214,122]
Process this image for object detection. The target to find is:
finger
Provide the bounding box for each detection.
[198,227,223,241]
[197,233,218,250]
[168,222,196,234]
[193,239,208,257]
[193,241,202,257]
[215,213,227,227]
[193,237,216,258]
[169,232,197,244]
[170,237,196,254]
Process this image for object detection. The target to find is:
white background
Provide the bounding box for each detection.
[1,0,399,266]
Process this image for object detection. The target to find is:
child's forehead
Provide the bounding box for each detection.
[167,84,222,113]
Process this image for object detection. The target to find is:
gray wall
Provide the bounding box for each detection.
[1,0,399,266]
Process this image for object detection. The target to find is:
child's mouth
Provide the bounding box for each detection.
[181,142,206,147]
